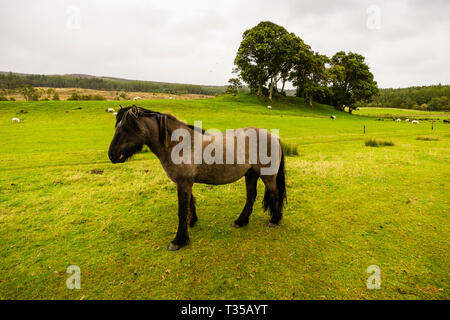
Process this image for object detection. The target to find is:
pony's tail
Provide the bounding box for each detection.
[263,146,286,224]
[277,150,287,210]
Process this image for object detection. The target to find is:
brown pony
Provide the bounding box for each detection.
[108,105,286,250]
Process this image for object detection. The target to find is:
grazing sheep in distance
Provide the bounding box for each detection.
[12,117,20,123]
[330,115,336,119]
[396,118,401,122]
[107,108,115,113]
[113,112,118,116]
[405,119,410,122]
[412,120,419,124]
[133,97,142,100]
[267,105,272,109]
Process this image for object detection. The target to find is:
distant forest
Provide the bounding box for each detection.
[0,72,226,96]
[1,71,448,110]
[356,84,450,111]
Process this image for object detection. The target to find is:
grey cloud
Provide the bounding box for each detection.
[0,0,448,88]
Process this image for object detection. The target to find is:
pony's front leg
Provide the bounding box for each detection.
[168,181,193,251]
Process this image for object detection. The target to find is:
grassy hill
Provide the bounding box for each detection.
[354,107,450,119]
[0,94,448,299]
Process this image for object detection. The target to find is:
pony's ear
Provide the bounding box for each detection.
[130,105,139,118]
[119,105,122,109]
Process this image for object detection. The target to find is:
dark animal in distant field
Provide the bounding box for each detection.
[108,105,286,251]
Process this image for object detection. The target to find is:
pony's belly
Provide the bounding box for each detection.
[194,164,250,185]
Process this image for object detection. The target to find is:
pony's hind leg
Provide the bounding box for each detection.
[261,175,282,227]
[190,194,198,227]
[232,170,259,228]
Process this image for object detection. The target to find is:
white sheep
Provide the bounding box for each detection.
[267,105,272,109]
[113,112,118,116]
[133,96,142,100]
[107,108,115,113]
[12,117,20,123]
[405,119,410,122]
[412,120,419,124]
[330,115,336,119]
[396,118,401,122]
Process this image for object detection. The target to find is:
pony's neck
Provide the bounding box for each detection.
[143,116,166,160]
[143,115,196,163]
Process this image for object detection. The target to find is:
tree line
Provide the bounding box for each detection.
[355,85,450,111]
[0,72,226,96]
[231,21,379,112]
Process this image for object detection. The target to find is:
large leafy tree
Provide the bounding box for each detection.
[290,50,331,107]
[234,21,301,100]
[328,51,378,113]
[289,44,313,98]
[234,21,277,95]
[266,32,304,100]
[304,54,332,107]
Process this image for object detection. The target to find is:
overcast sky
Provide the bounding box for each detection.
[0,0,448,88]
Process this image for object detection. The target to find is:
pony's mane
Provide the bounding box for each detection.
[115,105,205,146]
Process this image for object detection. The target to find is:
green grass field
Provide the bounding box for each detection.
[354,107,450,119]
[0,94,449,299]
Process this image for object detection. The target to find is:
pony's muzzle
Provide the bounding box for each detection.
[108,150,125,164]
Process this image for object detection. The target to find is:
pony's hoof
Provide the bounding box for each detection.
[168,243,181,251]
[268,222,279,228]
[189,220,197,227]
